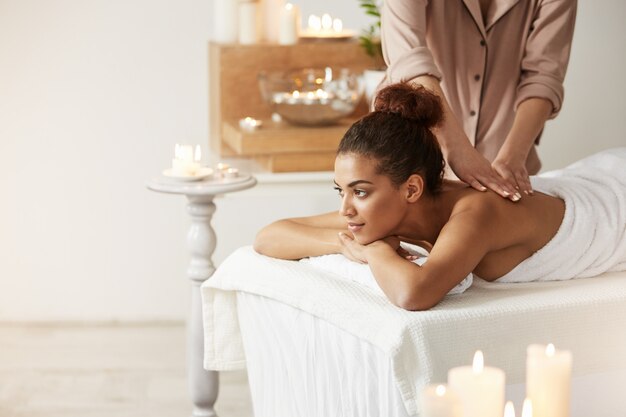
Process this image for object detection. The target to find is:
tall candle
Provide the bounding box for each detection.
[420,384,462,417]
[262,0,283,42]
[447,351,505,417]
[213,0,238,43]
[278,3,298,45]
[238,0,260,44]
[526,344,572,417]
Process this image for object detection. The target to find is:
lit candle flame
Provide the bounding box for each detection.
[285,3,293,11]
[435,385,446,396]
[472,350,484,374]
[332,18,343,32]
[321,13,332,30]
[546,343,555,357]
[522,398,533,417]
[504,401,516,417]
[292,90,300,98]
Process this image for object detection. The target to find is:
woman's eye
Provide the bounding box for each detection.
[354,189,367,197]
[334,187,344,197]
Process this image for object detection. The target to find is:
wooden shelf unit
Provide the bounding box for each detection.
[209,41,383,172]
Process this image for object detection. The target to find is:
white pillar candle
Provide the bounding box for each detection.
[213,0,238,43]
[172,144,200,176]
[262,0,283,43]
[521,398,533,417]
[447,351,505,417]
[278,3,298,45]
[504,401,516,417]
[526,344,572,417]
[420,384,462,417]
[238,1,260,44]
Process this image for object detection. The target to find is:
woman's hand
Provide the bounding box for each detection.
[447,145,521,201]
[338,232,368,263]
[492,152,533,196]
[338,233,417,262]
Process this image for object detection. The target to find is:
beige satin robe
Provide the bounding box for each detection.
[380,0,577,174]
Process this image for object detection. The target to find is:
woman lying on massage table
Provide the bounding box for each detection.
[254,83,626,311]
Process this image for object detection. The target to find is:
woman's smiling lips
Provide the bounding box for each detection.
[347,222,365,232]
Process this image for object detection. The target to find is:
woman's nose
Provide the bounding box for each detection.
[339,196,355,217]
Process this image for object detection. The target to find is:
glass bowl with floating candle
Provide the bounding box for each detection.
[258,67,363,126]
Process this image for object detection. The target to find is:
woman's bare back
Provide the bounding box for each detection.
[458,187,566,281]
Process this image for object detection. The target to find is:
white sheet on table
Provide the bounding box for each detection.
[237,291,626,417]
[201,246,626,416]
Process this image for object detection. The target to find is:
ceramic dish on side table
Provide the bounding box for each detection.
[162,167,214,182]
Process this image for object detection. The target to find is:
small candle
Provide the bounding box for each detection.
[526,344,571,417]
[448,351,505,417]
[239,116,263,131]
[216,162,230,172]
[304,13,345,38]
[278,3,298,45]
[224,167,239,178]
[171,143,200,176]
[420,384,462,417]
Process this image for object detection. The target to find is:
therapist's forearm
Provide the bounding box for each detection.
[499,98,553,161]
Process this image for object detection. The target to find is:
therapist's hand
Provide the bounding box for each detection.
[447,144,521,201]
[492,152,533,196]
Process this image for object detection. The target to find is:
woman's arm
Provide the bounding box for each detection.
[254,211,350,260]
[340,208,491,310]
[492,98,553,194]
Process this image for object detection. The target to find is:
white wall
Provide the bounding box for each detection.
[0,0,624,322]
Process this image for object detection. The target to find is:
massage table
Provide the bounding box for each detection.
[201,247,626,416]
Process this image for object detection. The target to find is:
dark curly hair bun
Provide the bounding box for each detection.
[373,83,444,129]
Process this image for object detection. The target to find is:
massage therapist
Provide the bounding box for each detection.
[378,0,577,200]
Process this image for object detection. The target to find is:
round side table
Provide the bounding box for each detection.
[147,174,257,417]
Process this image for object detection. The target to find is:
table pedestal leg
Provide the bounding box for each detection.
[186,196,219,417]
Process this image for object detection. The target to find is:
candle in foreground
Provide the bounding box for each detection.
[504,401,515,417]
[521,398,533,417]
[448,350,505,417]
[526,344,571,417]
[420,384,462,417]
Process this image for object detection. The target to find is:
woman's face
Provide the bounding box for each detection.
[334,153,408,244]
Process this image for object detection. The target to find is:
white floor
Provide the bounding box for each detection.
[0,323,252,417]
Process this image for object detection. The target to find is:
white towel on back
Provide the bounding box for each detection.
[496,148,626,283]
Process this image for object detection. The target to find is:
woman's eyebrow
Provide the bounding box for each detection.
[333,180,374,188]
